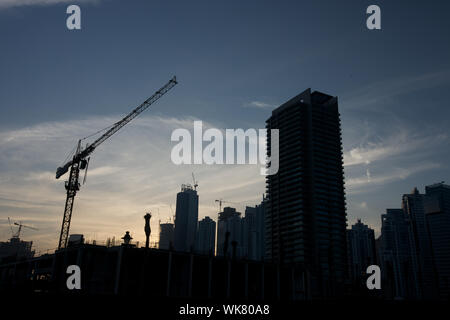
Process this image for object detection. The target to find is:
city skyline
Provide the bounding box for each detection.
[1,0,450,254]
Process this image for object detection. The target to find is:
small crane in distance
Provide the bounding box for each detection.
[192,172,198,191]
[8,217,38,239]
[214,199,241,213]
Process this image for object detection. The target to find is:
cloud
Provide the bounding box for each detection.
[365,167,371,183]
[342,120,447,196]
[0,0,101,9]
[343,129,448,167]
[346,162,441,192]
[1,109,447,252]
[0,115,266,252]
[243,101,276,109]
[341,69,450,111]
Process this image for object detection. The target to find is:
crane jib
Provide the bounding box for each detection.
[56,76,177,250]
[55,76,177,180]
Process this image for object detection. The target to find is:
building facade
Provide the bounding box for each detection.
[216,207,245,258]
[346,219,376,281]
[195,216,216,255]
[158,222,174,250]
[402,188,438,299]
[379,208,420,299]
[424,182,450,299]
[243,199,266,261]
[265,89,347,296]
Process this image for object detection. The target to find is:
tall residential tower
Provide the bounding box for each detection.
[265,89,347,296]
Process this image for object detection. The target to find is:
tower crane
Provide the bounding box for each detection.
[8,218,38,239]
[55,76,178,250]
[214,199,241,213]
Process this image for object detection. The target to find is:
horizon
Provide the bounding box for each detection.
[1,0,450,254]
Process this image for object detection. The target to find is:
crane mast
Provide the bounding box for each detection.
[56,76,177,250]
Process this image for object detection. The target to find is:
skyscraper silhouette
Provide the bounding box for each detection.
[347,219,376,281]
[195,216,216,255]
[159,222,174,250]
[380,208,419,299]
[174,184,199,252]
[265,89,347,296]
[243,200,266,261]
[217,207,244,258]
[402,188,438,299]
[424,182,450,299]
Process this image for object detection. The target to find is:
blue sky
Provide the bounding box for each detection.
[1,0,450,252]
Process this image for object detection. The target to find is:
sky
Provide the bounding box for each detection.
[1,0,450,253]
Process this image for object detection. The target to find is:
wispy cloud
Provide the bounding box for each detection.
[0,115,265,252]
[1,107,448,252]
[343,129,448,167]
[243,101,276,109]
[342,69,450,111]
[346,162,441,192]
[344,136,447,195]
[342,120,447,197]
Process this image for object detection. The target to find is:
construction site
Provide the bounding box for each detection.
[0,235,308,300]
[0,76,304,300]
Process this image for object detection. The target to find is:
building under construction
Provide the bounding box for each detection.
[1,219,36,264]
[0,243,309,300]
[0,237,34,264]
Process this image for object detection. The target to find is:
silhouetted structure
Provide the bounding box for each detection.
[0,238,34,264]
[379,185,450,300]
[121,231,133,246]
[346,219,376,282]
[424,182,450,299]
[0,243,308,300]
[243,199,266,261]
[265,89,347,297]
[144,213,151,249]
[159,223,174,250]
[195,216,216,255]
[68,234,84,247]
[217,207,245,258]
[174,184,199,252]
[380,208,419,299]
[402,188,438,299]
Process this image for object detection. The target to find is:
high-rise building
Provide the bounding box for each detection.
[217,207,245,258]
[159,222,174,250]
[380,185,450,300]
[346,219,376,281]
[424,182,450,299]
[265,89,347,296]
[195,216,216,255]
[174,184,199,252]
[380,209,420,300]
[243,198,266,261]
[402,188,438,299]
